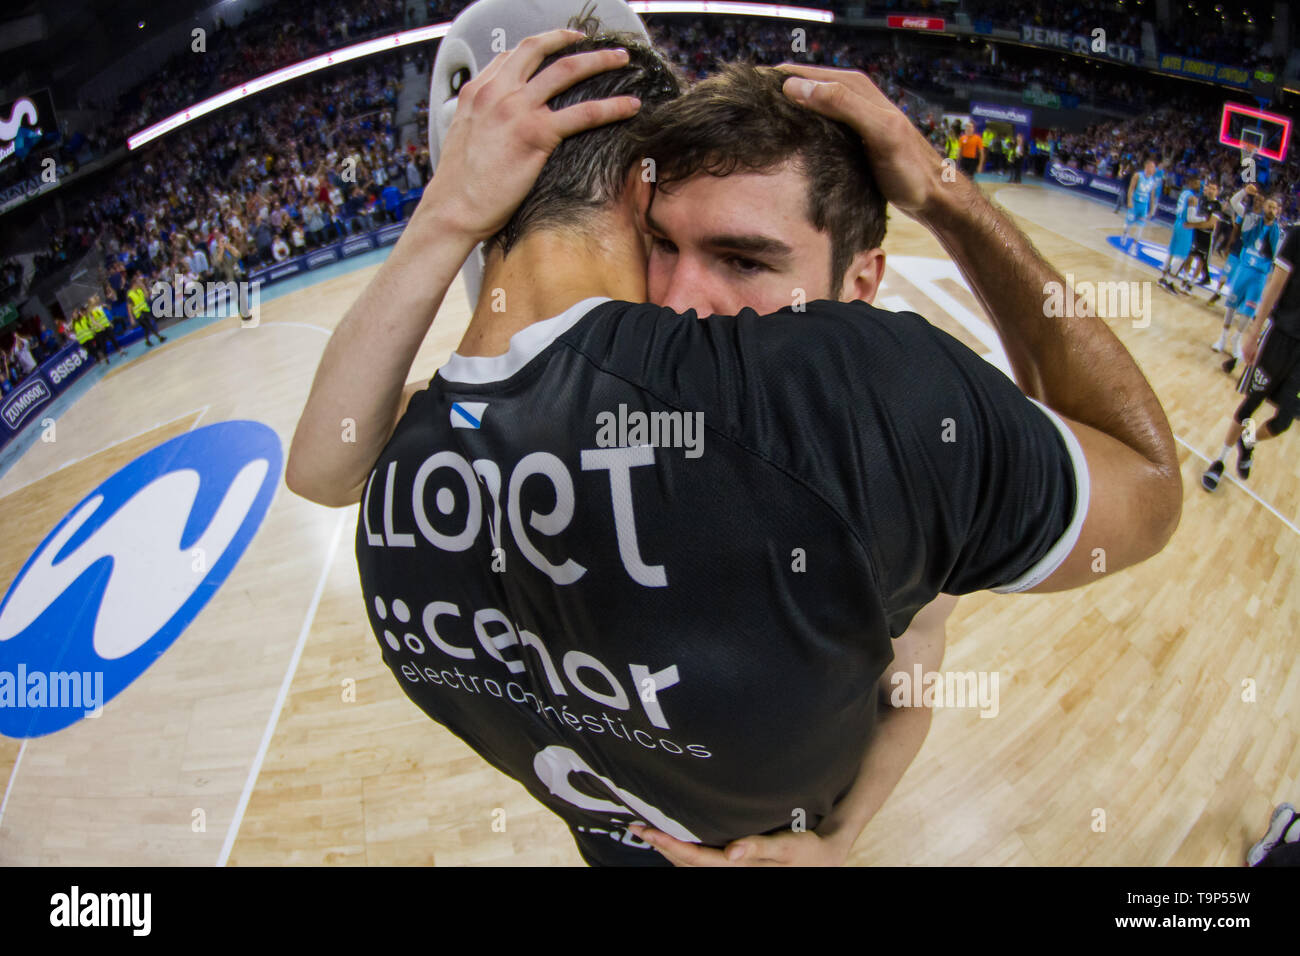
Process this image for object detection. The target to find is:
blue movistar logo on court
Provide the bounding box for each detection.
[0,421,282,737]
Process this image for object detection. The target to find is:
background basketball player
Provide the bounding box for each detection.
[1208,182,1259,308]
[1159,174,1200,294]
[1179,178,1225,294]
[1120,156,1160,247]
[1215,193,1281,367]
[1202,216,1300,491]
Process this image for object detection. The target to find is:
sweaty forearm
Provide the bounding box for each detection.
[287,204,475,506]
[919,177,1176,477]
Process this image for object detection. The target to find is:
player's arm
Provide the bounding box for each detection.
[1230,186,1248,217]
[1127,172,1137,206]
[814,595,954,858]
[631,595,955,866]
[779,65,1181,589]
[286,31,640,507]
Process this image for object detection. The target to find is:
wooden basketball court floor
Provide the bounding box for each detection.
[1,181,1296,867]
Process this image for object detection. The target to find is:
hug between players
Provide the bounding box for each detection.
[286,0,1295,866]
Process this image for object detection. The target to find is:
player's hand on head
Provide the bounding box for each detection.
[773,62,947,220]
[421,28,642,244]
[629,824,851,866]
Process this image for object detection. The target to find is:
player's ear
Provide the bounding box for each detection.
[838,248,886,305]
[626,167,654,236]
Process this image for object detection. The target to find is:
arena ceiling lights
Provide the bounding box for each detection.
[628,2,832,21]
[126,2,834,150]
[126,23,452,150]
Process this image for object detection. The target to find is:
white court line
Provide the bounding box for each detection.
[1175,434,1300,537]
[0,406,211,499]
[2,316,332,495]
[0,739,27,831]
[217,507,349,866]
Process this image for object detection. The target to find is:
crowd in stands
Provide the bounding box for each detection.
[961,0,1144,46]
[1052,105,1300,222]
[2,4,1296,397]
[647,16,1152,108]
[1,260,25,301]
[1,48,431,396]
[862,0,1275,74]
[98,0,410,135]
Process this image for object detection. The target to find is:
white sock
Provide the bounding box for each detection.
[1218,444,1233,463]
[1215,329,1229,348]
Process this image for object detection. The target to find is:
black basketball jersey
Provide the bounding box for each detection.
[355,297,1086,865]
[1269,227,1300,336]
[1194,196,1225,251]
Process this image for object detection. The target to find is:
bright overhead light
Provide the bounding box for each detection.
[128,23,451,149]
[127,3,836,150]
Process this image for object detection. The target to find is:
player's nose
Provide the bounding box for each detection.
[658,261,718,318]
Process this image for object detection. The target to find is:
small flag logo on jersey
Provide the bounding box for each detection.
[450,402,487,429]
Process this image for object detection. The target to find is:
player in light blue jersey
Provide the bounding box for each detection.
[1159,174,1200,294]
[1216,194,1282,367]
[1120,157,1161,247]
[1208,183,1259,306]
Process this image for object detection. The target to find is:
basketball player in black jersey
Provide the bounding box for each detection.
[1180,179,1225,293]
[1202,223,1300,490]
[618,63,958,864]
[289,29,1181,866]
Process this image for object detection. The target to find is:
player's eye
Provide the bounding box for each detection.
[449,67,471,97]
[726,256,768,276]
[651,236,678,256]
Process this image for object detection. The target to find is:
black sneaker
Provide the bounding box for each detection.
[1222,356,1238,375]
[1248,804,1296,866]
[159,335,167,342]
[1208,291,1222,306]
[1201,460,1225,492]
[1237,439,1253,480]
